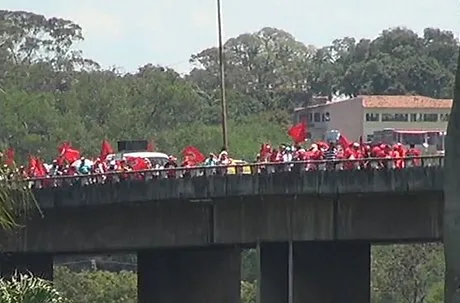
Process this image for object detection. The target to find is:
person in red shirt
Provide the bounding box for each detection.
[370,144,387,169]
[390,145,403,169]
[406,144,422,166]
[343,142,362,170]
[306,144,322,171]
[394,143,407,168]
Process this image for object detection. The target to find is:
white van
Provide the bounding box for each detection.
[106,151,169,167]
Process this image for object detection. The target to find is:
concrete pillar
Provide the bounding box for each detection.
[138,247,241,303]
[259,241,370,303]
[0,253,53,280]
[259,243,289,303]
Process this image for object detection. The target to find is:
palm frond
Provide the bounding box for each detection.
[0,164,41,231]
[0,272,70,303]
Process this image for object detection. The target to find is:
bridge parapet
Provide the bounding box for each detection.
[32,165,443,208]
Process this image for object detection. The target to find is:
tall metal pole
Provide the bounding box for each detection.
[217,0,228,150]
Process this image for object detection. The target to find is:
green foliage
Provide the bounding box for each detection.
[372,244,444,303]
[0,165,40,231]
[241,249,258,283]
[54,266,136,303]
[55,266,260,303]
[1,10,457,162]
[0,272,69,303]
[426,281,444,303]
[0,9,456,301]
[241,280,256,303]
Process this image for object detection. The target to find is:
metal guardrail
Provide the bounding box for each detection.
[14,155,443,189]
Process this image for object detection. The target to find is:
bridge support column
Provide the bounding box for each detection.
[137,247,241,303]
[259,241,370,303]
[0,253,53,280]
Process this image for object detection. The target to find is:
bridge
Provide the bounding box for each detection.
[0,156,444,303]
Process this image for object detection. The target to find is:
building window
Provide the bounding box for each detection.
[441,113,450,121]
[411,113,440,122]
[422,113,438,122]
[308,112,313,122]
[322,112,330,122]
[314,112,321,122]
[299,114,307,123]
[410,113,421,122]
[366,134,374,142]
[381,113,408,122]
[365,113,379,122]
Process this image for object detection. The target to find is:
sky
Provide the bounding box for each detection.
[3,0,460,74]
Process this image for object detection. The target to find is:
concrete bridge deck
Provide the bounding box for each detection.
[0,159,446,303]
[0,165,443,253]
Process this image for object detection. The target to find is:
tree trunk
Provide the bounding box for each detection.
[444,47,460,303]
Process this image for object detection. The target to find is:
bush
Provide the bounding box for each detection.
[0,272,69,303]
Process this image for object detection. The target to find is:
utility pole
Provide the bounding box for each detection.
[217,0,228,150]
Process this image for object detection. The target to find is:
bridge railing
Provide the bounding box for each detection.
[16,155,443,189]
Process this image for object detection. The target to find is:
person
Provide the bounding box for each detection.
[324,142,338,170]
[204,153,218,166]
[77,157,90,175]
[406,144,422,166]
[204,153,218,175]
[218,151,231,165]
[164,156,178,178]
[49,160,60,176]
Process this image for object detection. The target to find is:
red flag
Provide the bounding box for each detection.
[288,122,307,144]
[27,156,37,176]
[4,147,15,167]
[182,146,205,164]
[126,156,149,170]
[338,134,352,148]
[100,139,114,161]
[58,142,70,155]
[57,142,81,165]
[28,156,47,177]
[36,157,47,177]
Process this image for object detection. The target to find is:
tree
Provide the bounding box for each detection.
[372,244,444,303]
[190,27,315,111]
[0,272,69,303]
[54,266,136,303]
[331,27,457,98]
[241,281,256,303]
[0,10,96,69]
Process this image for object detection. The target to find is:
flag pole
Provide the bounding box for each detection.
[217,0,228,151]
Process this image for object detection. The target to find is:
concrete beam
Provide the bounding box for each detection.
[259,241,370,303]
[0,192,442,253]
[0,253,53,280]
[138,247,241,303]
[336,193,443,241]
[213,197,334,244]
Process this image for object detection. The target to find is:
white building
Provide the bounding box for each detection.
[293,95,452,142]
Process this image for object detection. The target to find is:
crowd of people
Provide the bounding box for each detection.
[0,136,437,188]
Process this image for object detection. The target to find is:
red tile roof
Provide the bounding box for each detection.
[360,95,452,109]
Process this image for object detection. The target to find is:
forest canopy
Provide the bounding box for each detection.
[0,10,457,161]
